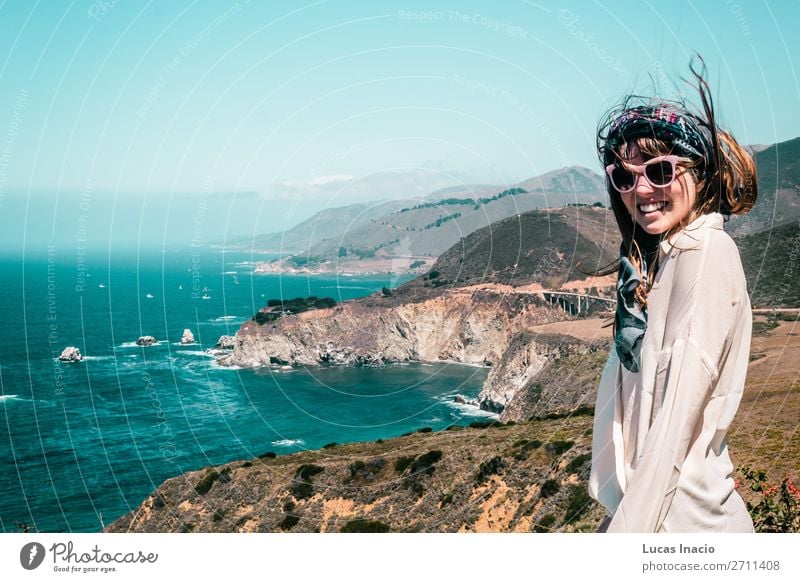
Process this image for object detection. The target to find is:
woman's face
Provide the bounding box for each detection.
[617,143,698,236]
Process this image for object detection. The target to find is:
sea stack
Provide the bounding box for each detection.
[215,335,235,350]
[180,329,195,344]
[136,336,158,346]
[58,347,82,362]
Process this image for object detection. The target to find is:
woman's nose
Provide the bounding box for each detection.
[634,173,656,196]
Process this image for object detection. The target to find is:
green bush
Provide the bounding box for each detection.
[258,451,277,459]
[540,479,560,498]
[279,514,300,530]
[546,440,575,457]
[290,464,325,500]
[340,519,391,533]
[410,450,443,476]
[563,485,593,525]
[194,469,221,495]
[295,464,324,480]
[475,456,506,485]
[533,514,557,533]
[417,427,433,433]
[740,466,800,532]
[394,456,416,474]
[469,420,499,429]
[290,481,314,500]
[565,453,592,474]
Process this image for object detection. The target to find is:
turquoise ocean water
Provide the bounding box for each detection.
[0,249,492,532]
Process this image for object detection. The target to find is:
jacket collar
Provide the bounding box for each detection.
[659,212,725,257]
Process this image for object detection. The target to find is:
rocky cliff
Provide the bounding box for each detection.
[106,415,605,533]
[218,283,610,415]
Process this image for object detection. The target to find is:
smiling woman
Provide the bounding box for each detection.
[587,58,759,533]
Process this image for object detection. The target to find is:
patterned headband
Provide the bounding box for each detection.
[604,105,716,178]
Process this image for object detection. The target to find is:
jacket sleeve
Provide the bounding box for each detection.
[606,232,738,532]
[588,347,624,515]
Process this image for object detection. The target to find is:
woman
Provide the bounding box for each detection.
[588,61,758,533]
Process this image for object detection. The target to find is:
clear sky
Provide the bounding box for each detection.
[1,0,798,249]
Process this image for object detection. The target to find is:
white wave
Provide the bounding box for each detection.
[175,350,215,358]
[117,340,168,348]
[0,395,19,402]
[209,361,242,370]
[221,271,238,275]
[320,285,372,291]
[442,395,498,418]
[210,315,239,322]
[81,355,114,361]
[271,439,304,447]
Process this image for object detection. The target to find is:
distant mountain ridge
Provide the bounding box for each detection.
[241,166,606,271]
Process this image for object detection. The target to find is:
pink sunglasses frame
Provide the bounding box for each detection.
[605,155,690,194]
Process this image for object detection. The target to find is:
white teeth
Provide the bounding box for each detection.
[638,201,666,213]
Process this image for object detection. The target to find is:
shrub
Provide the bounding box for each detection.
[194,469,220,495]
[565,453,592,474]
[290,464,325,499]
[258,451,277,459]
[417,427,433,433]
[546,440,575,457]
[740,466,800,532]
[563,485,593,525]
[440,492,454,507]
[410,450,443,476]
[295,464,324,480]
[469,420,499,429]
[540,479,560,498]
[512,438,542,461]
[279,514,300,530]
[322,442,338,449]
[340,519,391,533]
[348,458,386,481]
[475,456,506,485]
[290,481,314,500]
[394,456,416,474]
[533,514,557,533]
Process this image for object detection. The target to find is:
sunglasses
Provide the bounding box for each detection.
[605,155,691,194]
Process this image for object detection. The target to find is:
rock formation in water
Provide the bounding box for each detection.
[136,336,158,346]
[58,346,82,362]
[180,329,195,344]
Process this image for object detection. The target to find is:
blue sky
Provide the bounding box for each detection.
[1,0,798,248]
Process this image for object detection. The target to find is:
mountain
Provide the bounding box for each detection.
[727,136,800,237]
[235,200,409,255]
[246,166,607,272]
[737,220,800,308]
[396,205,619,294]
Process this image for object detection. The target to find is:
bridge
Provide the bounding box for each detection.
[541,291,615,316]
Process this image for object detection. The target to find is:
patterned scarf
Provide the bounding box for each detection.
[614,238,660,373]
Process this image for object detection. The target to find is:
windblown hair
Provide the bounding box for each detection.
[591,57,757,316]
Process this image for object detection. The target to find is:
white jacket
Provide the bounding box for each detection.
[589,212,754,532]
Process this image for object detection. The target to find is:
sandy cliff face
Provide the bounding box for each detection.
[222,287,555,369]
[219,285,612,417]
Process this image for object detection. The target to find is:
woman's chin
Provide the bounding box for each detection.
[634,211,672,235]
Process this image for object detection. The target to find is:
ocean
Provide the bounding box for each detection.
[0,248,492,533]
